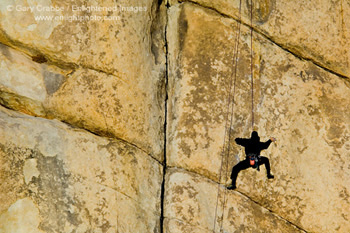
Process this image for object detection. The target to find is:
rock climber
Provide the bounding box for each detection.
[227,131,276,190]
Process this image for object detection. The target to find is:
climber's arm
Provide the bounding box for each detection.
[261,137,276,150]
[235,138,248,146]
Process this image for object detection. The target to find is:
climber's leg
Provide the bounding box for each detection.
[259,156,274,179]
[228,160,250,189]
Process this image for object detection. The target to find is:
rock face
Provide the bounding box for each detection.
[1,0,350,232]
[0,0,166,159]
[171,0,350,78]
[0,106,162,232]
[166,2,350,233]
[164,169,305,233]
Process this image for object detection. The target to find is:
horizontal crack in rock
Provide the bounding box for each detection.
[168,166,310,232]
[234,189,309,232]
[179,0,349,80]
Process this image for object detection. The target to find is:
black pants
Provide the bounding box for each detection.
[230,156,271,186]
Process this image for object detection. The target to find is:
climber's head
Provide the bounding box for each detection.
[251,131,260,142]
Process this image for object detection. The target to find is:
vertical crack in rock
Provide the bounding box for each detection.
[160,1,170,232]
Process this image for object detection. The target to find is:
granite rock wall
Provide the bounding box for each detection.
[1,0,349,232]
[165,2,350,232]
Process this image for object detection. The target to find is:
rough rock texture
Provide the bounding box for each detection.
[1,0,350,232]
[164,169,305,233]
[166,2,350,232]
[0,0,166,158]
[0,43,69,116]
[170,0,350,78]
[0,106,162,232]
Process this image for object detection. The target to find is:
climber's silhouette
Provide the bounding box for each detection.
[227,131,276,190]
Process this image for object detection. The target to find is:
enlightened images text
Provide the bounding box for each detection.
[72,5,147,13]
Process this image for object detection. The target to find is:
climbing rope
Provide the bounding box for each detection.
[218,2,244,231]
[250,0,255,130]
[213,0,242,232]
[213,0,256,232]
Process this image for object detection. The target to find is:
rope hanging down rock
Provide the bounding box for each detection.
[250,0,255,130]
[213,0,256,231]
[212,0,242,232]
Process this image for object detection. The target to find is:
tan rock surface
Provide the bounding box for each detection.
[0,0,165,77]
[0,43,164,159]
[0,0,349,232]
[46,67,164,161]
[170,0,350,78]
[0,198,44,233]
[0,0,166,158]
[167,2,350,232]
[0,43,69,116]
[0,106,162,232]
[164,169,305,232]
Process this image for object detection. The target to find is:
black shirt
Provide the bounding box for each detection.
[235,137,272,157]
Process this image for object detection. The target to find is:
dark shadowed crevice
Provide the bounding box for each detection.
[159,70,168,233]
[160,1,170,232]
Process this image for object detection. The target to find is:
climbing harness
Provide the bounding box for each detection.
[248,153,260,169]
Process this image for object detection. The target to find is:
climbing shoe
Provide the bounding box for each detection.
[227,184,236,190]
[267,174,274,179]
